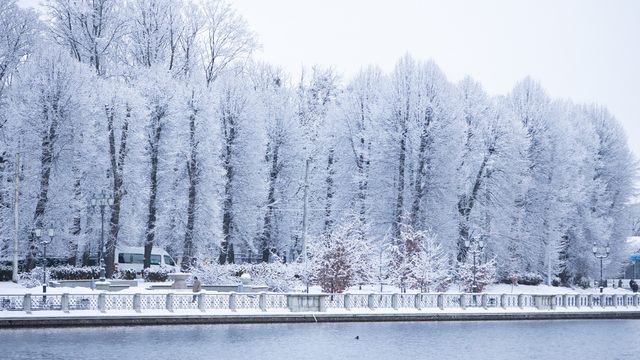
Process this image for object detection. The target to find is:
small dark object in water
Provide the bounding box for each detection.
[355,336,359,340]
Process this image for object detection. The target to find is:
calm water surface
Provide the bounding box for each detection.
[1,320,636,359]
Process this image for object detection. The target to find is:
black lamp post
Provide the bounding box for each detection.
[464,236,485,293]
[34,224,55,295]
[91,191,114,282]
[593,242,611,293]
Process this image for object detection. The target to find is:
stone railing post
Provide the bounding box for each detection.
[501,294,507,309]
[562,294,568,309]
[229,292,237,312]
[23,294,31,314]
[61,293,69,313]
[414,293,422,310]
[166,293,173,312]
[259,292,266,312]
[392,293,398,310]
[518,294,524,309]
[344,293,351,311]
[623,294,628,308]
[98,293,106,313]
[460,294,467,310]
[575,295,581,309]
[481,294,488,310]
[198,293,206,312]
[319,295,327,312]
[133,293,141,313]
[634,294,639,307]
[368,293,375,311]
[600,294,606,308]
[437,293,444,310]
[588,294,593,308]
[550,295,556,310]
[612,294,618,308]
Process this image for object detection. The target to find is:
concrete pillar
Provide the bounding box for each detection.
[24,294,31,314]
[414,293,422,310]
[368,293,375,311]
[61,293,69,313]
[392,293,398,310]
[259,292,266,312]
[98,293,106,313]
[562,294,568,309]
[198,293,205,312]
[600,294,606,308]
[518,294,524,309]
[575,295,581,309]
[612,294,618,308]
[588,294,593,308]
[166,293,173,312]
[344,293,351,311]
[133,293,141,312]
[461,294,467,310]
[437,293,444,310]
[481,294,488,310]
[623,294,628,308]
[634,294,639,307]
[550,295,556,310]
[229,292,236,312]
[319,295,327,312]
[501,294,507,309]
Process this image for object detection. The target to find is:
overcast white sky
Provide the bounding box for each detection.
[18,0,640,158]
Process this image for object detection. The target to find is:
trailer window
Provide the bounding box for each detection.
[118,253,132,263]
[164,255,175,266]
[132,254,144,263]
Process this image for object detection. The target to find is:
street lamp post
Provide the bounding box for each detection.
[91,191,114,282]
[34,224,55,295]
[464,237,485,293]
[593,242,611,293]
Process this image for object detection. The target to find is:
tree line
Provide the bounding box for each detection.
[0,0,637,286]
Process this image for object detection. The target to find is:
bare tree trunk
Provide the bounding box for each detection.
[144,111,163,269]
[261,142,279,263]
[183,103,198,269]
[27,103,57,271]
[219,110,235,264]
[105,104,130,278]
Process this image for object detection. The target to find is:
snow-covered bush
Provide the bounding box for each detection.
[457,256,497,293]
[518,272,544,286]
[0,265,12,281]
[49,266,100,280]
[116,268,137,280]
[192,261,305,292]
[143,268,170,282]
[19,267,45,288]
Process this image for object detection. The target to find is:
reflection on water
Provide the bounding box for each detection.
[1,319,635,359]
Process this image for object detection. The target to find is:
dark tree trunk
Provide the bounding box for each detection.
[219,109,236,264]
[261,142,279,263]
[411,109,433,227]
[144,110,163,269]
[28,103,57,271]
[105,104,130,278]
[183,104,198,270]
[325,149,335,234]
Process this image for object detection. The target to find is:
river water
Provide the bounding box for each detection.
[1,319,636,359]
